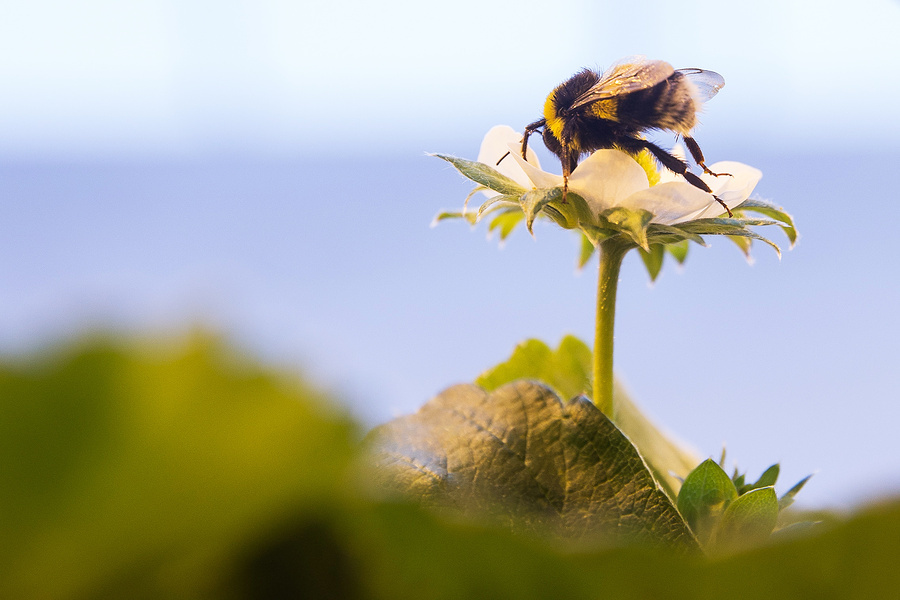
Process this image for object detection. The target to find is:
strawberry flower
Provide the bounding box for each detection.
[435,125,796,276]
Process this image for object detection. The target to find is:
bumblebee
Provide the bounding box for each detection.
[510,57,731,215]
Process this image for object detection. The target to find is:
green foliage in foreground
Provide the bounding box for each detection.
[1,335,899,599]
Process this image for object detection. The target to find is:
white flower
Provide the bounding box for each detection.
[477,125,761,226]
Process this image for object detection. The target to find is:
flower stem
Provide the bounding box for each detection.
[593,239,629,416]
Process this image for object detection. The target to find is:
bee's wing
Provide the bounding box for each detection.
[570,58,675,109]
[677,68,725,101]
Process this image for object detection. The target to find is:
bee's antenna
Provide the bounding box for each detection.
[496,151,510,166]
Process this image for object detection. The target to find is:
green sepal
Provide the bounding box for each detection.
[601,207,653,251]
[476,193,521,220]
[727,234,754,257]
[735,198,798,247]
[677,458,739,545]
[578,233,596,269]
[488,209,525,241]
[714,487,779,551]
[676,217,780,234]
[647,223,707,247]
[678,218,783,258]
[666,239,690,264]
[548,191,596,229]
[541,204,574,229]
[779,474,813,511]
[434,154,526,196]
[581,224,618,248]
[639,244,665,282]
[463,185,488,211]
[432,210,478,226]
[521,187,564,234]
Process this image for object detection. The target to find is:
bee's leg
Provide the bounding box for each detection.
[561,142,571,203]
[498,119,545,166]
[683,136,731,178]
[522,119,546,160]
[627,138,733,217]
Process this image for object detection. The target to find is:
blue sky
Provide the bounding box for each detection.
[1,0,899,158]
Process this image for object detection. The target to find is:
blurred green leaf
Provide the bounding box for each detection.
[365,381,698,549]
[3,335,900,599]
[476,337,591,401]
[677,459,739,545]
[0,335,357,599]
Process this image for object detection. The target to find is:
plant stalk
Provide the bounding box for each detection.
[593,239,629,416]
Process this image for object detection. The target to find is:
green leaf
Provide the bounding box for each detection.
[521,187,564,234]
[366,380,698,549]
[434,154,526,196]
[639,244,665,281]
[488,209,525,241]
[779,474,813,511]
[601,206,653,251]
[714,487,779,552]
[677,459,739,545]
[476,337,699,501]
[740,464,780,494]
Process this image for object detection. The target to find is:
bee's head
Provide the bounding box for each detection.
[542,126,562,156]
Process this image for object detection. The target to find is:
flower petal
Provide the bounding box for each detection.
[618,182,718,225]
[567,150,650,213]
[476,126,541,197]
[507,142,563,190]
[701,161,762,205]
